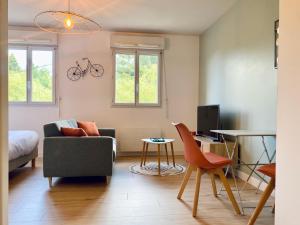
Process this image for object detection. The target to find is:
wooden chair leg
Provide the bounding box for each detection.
[165,144,169,165]
[217,169,241,215]
[248,178,275,225]
[143,143,149,165]
[193,168,202,217]
[31,158,36,168]
[177,164,193,199]
[140,142,146,167]
[48,177,52,188]
[209,173,218,197]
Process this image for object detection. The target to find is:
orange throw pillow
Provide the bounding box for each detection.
[61,127,88,137]
[77,121,100,136]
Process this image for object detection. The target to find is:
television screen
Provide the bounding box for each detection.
[197,105,220,138]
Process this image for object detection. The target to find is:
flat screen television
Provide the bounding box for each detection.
[197,105,220,139]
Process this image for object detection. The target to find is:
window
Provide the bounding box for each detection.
[8,46,55,104]
[8,49,27,102]
[113,50,161,106]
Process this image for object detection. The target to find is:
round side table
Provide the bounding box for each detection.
[140,138,175,175]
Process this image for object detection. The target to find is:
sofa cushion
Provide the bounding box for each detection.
[61,127,88,137]
[56,119,78,129]
[44,119,78,137]
[78,121,100,136]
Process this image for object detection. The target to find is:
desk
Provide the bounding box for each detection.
[211,130,276,213]
[193,136,238,166]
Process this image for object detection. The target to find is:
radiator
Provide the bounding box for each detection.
[118,127,162,152]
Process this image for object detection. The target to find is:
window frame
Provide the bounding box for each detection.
[112,48,162,107]
[8,44,56,105]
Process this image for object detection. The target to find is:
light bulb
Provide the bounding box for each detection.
[64,15,74,30]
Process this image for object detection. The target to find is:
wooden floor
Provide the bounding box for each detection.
[9,157,274,225]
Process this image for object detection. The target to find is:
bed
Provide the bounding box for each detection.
[9,130,39,172]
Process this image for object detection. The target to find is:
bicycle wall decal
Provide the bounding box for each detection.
[67,58,104,81]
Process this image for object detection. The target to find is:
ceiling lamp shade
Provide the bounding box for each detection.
[34,0,102,34]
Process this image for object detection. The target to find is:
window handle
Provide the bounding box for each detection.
[27,81,31,90]
[136,83,139,93]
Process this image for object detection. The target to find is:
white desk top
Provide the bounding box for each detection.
[142,138,175,144]
[193,135,223,144]
[210,130,276,137]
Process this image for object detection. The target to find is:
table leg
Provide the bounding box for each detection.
[240,136,276,194]
[241,150,266,191]
[262,136,272,162]
[165,144,169,165]
[170,142,176,167]
[251,137,273,192]
[158,144,161,175]
[219,135,237,189]
[140,142,146,167]
[220,135,244,214]
[143,143,149,166]
[223,136,238,177]
[256,144,276,193]
[229,164,243,214]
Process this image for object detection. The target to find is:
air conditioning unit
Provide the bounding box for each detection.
[8,28,58,46]
[111,34,165,50]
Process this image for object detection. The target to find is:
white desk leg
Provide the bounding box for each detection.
[229,163,244,214]
[262,136,272,162]
[223,135,238,176]
[241,148,266,191]
[256,139,276,193]
[219,135,244,214]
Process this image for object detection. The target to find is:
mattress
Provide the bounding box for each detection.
[9,130,39,161]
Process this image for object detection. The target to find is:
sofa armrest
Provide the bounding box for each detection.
[43,136,113,177]
[99,128,115,138]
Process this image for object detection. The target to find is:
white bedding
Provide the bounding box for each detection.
[9,130,39,161]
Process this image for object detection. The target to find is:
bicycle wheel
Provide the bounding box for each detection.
[90,64,104,77]
[67,67,82,81]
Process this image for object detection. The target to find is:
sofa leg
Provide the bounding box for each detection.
[31,158,36,168]
[48,177,52,188]
[106,176,111,184]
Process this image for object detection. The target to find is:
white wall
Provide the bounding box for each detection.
[276,0,300,224]
[57,32,199,153]
[9,31,199,155]
[9,106,59,153]
[199,0,278,173]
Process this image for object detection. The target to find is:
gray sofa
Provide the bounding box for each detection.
[43,119,116,187]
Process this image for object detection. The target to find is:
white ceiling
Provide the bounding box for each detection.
[8,0,238,34]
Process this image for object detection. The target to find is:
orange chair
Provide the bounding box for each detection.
[248,163,276,225]
[173,123,241,217]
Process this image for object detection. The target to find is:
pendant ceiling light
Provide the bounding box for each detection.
[34,0,102,34]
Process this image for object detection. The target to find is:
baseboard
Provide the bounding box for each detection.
[39,151,182,158]
[117,151,184,157]
[237,170,275,196]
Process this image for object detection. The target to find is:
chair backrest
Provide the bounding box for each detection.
[174,123,213,168]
